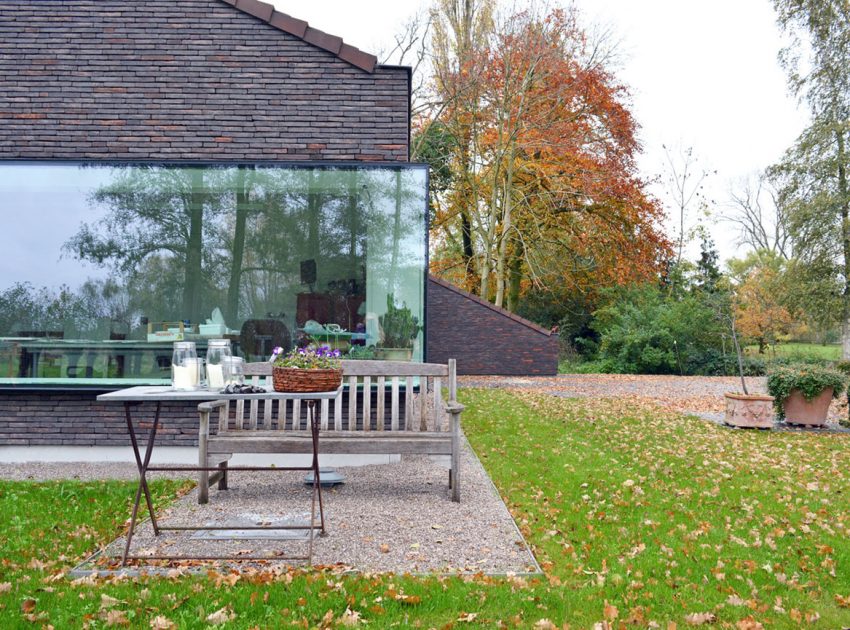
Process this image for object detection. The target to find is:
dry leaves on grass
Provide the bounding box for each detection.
[206,606,236,625]
[149,616,177,630]
[684,612,717,625]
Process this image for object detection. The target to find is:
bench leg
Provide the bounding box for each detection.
[217,461,228,490]
[450,409,461,503]
[198,408,210,505]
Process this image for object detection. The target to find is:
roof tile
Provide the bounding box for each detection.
[339,43,376,73]
[302,26,343,55]
[220,0,377,73]
[269,11,307,38]
[235,0,274,22]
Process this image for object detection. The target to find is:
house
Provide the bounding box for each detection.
[0,0,557,454]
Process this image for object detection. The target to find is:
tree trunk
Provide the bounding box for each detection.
[182,169,205,327]
[506,242,523,312]
[837,128,850,359]
[227,167,249,325]
[494,154,514,309]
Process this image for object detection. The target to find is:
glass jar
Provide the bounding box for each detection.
[171,341,199,390]
[223,356,245,386]
[205,339,232,390]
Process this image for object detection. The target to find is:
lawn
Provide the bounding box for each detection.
[2,391,850,627]
[745,342,841,362]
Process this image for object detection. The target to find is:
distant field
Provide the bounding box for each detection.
[746,342,841,361]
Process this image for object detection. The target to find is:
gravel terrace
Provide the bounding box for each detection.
[2,441,537,576]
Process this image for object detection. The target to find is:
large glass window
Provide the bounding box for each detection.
[0,163,428,386]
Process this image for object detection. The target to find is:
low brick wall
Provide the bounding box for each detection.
[0,389,407,447]
[426,276,559,376]
[0,392,202,447]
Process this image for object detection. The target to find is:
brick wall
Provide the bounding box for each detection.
[426,276,559,376]
[0,390,407,447]
[0,0,409,161]
[0,393,203,447]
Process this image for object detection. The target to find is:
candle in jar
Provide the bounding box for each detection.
[207,363,225,389]
[172,364,198,389]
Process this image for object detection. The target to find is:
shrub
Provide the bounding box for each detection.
[766,363,846,419]
[592,285,726,375]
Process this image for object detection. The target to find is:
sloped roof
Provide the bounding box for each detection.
[428,275,555,336]
[220,0,377,72]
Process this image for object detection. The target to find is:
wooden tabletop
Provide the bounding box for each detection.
[97,385,343,403]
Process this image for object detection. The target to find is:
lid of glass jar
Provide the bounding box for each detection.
[173,341,196,349]
[208,339,231,347]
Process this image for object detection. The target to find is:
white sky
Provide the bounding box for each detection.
[272,0,810,264]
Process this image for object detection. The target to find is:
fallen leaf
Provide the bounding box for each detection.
[100,594,124,609]
[21,598,36,614]
[0,583,11,593]
[206,606,236,625]
[684,612,716,625]
[604,601,619,621]
[458,612,478,622]
[338,607,363,626]
[533,620,558,630]
[149,616,176,630]
[104,609,130,627]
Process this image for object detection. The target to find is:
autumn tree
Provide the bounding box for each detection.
[427,2,669,312]
[769,0,850,357]
[731,253,794,353]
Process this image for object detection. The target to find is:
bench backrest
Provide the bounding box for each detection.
[218,358,457,434]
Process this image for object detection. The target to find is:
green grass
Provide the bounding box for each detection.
[2,392,850,627]
[746,342,841,362]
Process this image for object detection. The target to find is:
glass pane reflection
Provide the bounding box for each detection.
[0,163,427,384]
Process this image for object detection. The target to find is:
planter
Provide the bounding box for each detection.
[782,387,833,426]
[272,367,342,393]
[374,347,413,362]
[724,392,775,429]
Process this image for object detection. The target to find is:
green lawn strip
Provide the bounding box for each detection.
[745,342,841,361]
[3,389,850,627]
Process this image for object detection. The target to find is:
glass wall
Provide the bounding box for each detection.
[0,163,428,386]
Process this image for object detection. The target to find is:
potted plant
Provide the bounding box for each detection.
[270,345,343,393]
[376,293,421,361]
[766,363,846,426]
[721,308,775,429]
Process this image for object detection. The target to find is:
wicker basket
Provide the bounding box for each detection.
[272,367,343,393]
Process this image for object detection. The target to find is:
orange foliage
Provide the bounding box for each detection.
[428,5,670,305]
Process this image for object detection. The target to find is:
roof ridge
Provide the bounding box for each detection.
[220,0,377,72]
[428,274,554,336]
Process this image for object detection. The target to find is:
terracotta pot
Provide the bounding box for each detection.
[724,392,775,429]
[782,387,833,426]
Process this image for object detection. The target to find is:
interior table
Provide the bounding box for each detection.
[97,385,342,566]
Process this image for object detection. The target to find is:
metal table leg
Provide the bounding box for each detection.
[122,401,161,566]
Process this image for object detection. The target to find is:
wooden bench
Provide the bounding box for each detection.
[197,358,464,503]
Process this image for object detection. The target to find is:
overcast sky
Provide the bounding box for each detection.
[273,0,810,263]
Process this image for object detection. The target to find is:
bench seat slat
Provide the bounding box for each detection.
[209,432,452,455]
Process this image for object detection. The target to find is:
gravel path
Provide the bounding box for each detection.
[0,462,191,482]
[67,441,537,575]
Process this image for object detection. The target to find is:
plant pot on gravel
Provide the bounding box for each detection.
[724,392,775,429]
[720,307,774,429]
[766,363,846,427]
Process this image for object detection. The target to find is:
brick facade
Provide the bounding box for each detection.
[0,0,409,161]
[426,276,559,376]
[0,0,414,450]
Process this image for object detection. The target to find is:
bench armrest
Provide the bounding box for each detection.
[446,401,465,414]
[198,399,229,413]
